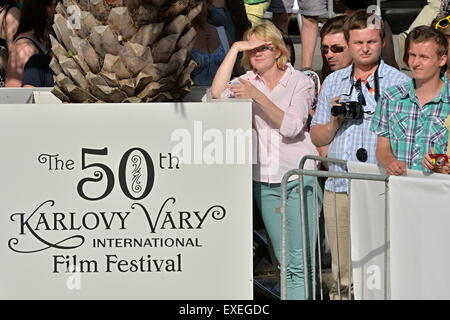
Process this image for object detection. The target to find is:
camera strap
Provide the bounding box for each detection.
[349,62,381,163]
[350,62,381,102]
[374,64,380,102]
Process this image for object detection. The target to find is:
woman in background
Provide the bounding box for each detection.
[191,0,233,86]
[0,0,19,87]
[5,0,58,87]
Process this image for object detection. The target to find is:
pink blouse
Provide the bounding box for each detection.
[221,63,319,183]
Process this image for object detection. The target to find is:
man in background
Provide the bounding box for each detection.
[320,15,353,81]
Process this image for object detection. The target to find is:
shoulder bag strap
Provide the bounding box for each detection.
[15,35,46,54]
[216,26,230,54]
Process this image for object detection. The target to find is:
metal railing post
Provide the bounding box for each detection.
[278,156,389,300]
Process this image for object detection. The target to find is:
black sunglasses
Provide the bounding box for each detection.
[321,45,345,54]
[249,45,274,54]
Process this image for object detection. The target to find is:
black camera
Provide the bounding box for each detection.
[331,101,364,120]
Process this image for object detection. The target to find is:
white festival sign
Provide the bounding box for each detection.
[0,102,253,300]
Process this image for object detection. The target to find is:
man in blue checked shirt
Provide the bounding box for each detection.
[372,26,450,176]
[310,10,410,300]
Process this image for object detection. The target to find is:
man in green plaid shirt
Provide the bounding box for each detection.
[371,26,450,175]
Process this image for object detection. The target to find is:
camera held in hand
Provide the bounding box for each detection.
[331,101,364,120]
[430,154,449,167]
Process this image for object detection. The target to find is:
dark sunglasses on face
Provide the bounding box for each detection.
[321,45,345,54]
[249,45,274,54]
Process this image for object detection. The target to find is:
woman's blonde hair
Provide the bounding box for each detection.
[241,21,290,70]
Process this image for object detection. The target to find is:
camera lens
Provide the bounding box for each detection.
[356,148,368,162]
[331,105,344,117]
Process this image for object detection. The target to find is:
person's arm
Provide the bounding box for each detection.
[211,40,270,98]
[310,96,344,147]
[317,145,328,156]
[248,80,285,129]
[317,145,329,169]
[310,117,342,147]
[376,136,406,175]
[5,39,38,87]
[211,44,240,98]
[370,88,407,177]
[227,73,315,137]
[274,75,314,137]
[226,77,285,128]
[371,90,406,175]
[4,7,19,57]
[310,75,346,147]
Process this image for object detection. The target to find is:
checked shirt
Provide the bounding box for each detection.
[311,60,410,192]
[371,77,450,171]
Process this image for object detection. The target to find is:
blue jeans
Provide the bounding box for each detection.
[253,177,322,300]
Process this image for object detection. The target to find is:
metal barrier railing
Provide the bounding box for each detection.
[279,155,389,300]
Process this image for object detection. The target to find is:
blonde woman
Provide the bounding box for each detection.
[211,21,322,300]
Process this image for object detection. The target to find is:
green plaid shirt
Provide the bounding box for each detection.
[371,77,450,171]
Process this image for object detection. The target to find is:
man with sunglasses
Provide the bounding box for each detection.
[320,15,353,81]
[310,10,410,300]
[314,16,353,162]
[372,26,450,176]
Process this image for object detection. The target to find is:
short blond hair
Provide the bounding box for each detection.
[241,21,290,70]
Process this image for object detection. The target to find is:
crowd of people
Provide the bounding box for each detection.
[0,0,449,301]
[210,2,450,301]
